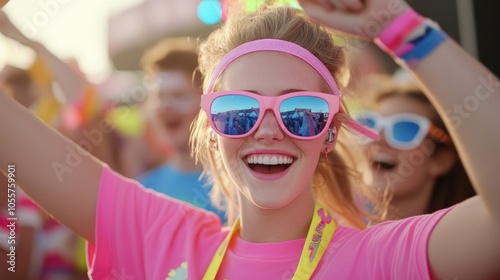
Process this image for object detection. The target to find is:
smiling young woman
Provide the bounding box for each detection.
[1,0,499,279]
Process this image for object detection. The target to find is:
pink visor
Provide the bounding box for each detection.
[206,39,378,140]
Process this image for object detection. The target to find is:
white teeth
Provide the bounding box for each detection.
[270,156,278,165]
[372,152,396,165]
[246,154,294,165]
[263,155,270,164]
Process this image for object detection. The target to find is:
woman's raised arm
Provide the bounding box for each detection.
[0,91,102,243]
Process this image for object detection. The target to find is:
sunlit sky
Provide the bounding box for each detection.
[0,0,144,82]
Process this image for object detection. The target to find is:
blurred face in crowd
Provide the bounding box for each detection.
[0,67,38,109]
[148,71,201,150]
[363,96,451,201]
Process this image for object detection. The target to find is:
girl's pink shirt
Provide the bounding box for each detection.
[87,165,451,280]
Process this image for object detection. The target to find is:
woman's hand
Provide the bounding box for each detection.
[0,0,9,9]
[0,10,11,31]
[298,0,411,38]
[0,10,16,35]
[0,10,33,46]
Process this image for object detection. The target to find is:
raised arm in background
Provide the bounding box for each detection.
[0,89,102,243]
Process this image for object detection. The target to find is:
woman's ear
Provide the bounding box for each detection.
[325,127,337,144]
[428,147,456,178]
[322,127,339,154]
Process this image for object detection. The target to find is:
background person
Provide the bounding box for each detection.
[353,77,476,220]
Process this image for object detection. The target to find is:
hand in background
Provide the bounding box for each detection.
[298,0,411,38]
[0,0,9,9]
[0,10,33,47]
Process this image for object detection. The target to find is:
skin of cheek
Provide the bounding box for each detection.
[390,150,434,198]
[157,107,199,148]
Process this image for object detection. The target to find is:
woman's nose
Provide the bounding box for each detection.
[370,128,391,148]
[253,110,285,142]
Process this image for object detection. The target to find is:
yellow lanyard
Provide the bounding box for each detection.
[202,203,337,280]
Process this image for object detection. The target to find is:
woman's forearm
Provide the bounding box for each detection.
[0,91,101,242]
[405,38,500,218]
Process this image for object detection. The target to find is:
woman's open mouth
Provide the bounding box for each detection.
[372,161,397,171]
[246,154,294,175]
[370,153,397,171]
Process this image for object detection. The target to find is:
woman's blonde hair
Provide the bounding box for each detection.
[191,2,383,228]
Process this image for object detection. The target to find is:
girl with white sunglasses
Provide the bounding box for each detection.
[1,0,499,279]
[354,79,476,221]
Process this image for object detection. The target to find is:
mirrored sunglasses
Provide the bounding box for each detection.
[201,91,340,140]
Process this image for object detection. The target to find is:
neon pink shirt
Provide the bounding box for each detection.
[87,165,451,279]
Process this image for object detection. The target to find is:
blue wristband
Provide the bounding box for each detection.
[400,25,447,64]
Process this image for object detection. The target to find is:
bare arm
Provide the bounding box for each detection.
[0,11,86,104]
[409,34,500,280]
[0,90,102,243]
[299,0,500,278]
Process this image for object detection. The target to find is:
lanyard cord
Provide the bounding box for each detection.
[202,203,337,280]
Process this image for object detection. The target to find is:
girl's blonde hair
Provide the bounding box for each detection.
[191,3,383,228]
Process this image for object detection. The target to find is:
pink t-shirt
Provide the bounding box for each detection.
[87,166,452,280]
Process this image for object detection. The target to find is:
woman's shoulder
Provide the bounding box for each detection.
[98,165,221,226]
[89,165,228,278]
[316,208,454,279]
[334,207,453,243]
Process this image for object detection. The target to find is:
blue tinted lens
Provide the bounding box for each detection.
[280,96,329,137]
[356,117,376,129]
[211,95,260,136]
[393,121,420,142]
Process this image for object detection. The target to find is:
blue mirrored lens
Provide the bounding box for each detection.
[280,96,329,137]
[211,95,260,136]
[393,121,420,142]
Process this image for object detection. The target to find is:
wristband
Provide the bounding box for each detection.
[376,9,425,52]
[374,8,447,66]
[399,24,447,65]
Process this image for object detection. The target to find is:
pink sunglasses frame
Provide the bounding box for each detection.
[201,90,340,140]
